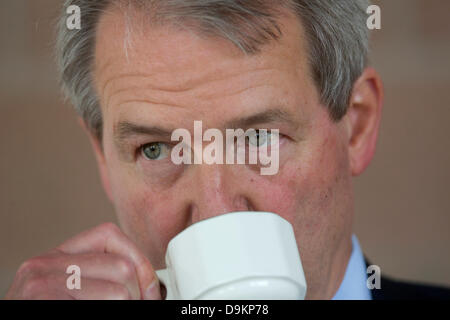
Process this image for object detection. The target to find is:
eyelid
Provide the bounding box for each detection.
[246,129,282,145]
[134,131,285,156]
[138,141,172,161]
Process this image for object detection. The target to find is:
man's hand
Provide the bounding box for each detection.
[5,223,162,300]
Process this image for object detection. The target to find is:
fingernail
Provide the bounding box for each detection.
[144,280,161,300]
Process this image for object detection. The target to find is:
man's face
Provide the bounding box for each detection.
[93,8,354,298]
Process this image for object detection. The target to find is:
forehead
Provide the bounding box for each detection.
[94,5,311,88]
[93,5,316,128]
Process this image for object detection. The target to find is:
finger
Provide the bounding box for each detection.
[18,272,74,300]
[26,289,74,300]
[21,272,135,300]
[55,223,160,300]
[7,279,74,300]
[67,277,138,300]
[19,252,141,300]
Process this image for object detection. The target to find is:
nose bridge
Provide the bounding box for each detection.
[189,163,251,223]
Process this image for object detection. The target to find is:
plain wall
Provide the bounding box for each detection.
[1,0,449,297]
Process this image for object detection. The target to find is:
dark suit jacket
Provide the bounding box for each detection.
[365,258,450,300]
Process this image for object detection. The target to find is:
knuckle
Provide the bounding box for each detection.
[99,222,120,236]
[114,258,136,281]
[22,276,48,298]
[111,284,131,300]
[17,261,34,277]
[17,257,46,276]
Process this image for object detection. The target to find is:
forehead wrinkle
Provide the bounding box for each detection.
[101,61,275,97]
[100,73,151,108]
[104,76,194,112]
[100,64,279,112]
[95,54,114,80]
[115,99,187,112]
[94,5,313,135]
[99,69,200,113]
[95,16,295,111]
[200,83,273,104]
[95,17,284,96]
[189,67,278,102]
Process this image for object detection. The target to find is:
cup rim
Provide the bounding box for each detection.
[169,211,284,245]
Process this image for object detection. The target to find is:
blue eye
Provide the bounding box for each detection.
[141,142,169,160]
[247,130,272,147]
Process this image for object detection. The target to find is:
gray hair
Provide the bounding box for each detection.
[56,0,370,140]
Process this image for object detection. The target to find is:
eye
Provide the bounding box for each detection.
[141,142,170,160]
[246,130,273,147]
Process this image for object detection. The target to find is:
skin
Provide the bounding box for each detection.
[6,6,383,300]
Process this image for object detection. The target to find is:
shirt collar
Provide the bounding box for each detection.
[332,234,372,300]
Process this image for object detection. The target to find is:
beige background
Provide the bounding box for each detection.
[1,0,449,297]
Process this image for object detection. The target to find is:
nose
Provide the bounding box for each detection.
[187,164,254,224]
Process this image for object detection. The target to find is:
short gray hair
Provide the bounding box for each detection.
[56,0,370,140]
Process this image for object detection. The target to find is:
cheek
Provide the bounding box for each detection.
[253,124,351,238]
[111,177,190,263]
[109,184,174,268]
[100,148,170,259]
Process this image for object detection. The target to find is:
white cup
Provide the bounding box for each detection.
[155,211,307,300]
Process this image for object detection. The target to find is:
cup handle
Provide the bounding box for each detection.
[155,269,174,300]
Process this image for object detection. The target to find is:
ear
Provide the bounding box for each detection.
[78,118,114,202]
[344,67,384,176]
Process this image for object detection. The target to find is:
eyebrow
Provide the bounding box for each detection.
[114,108,299,144]
[225,108,299,129]
[114,122,174,143]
